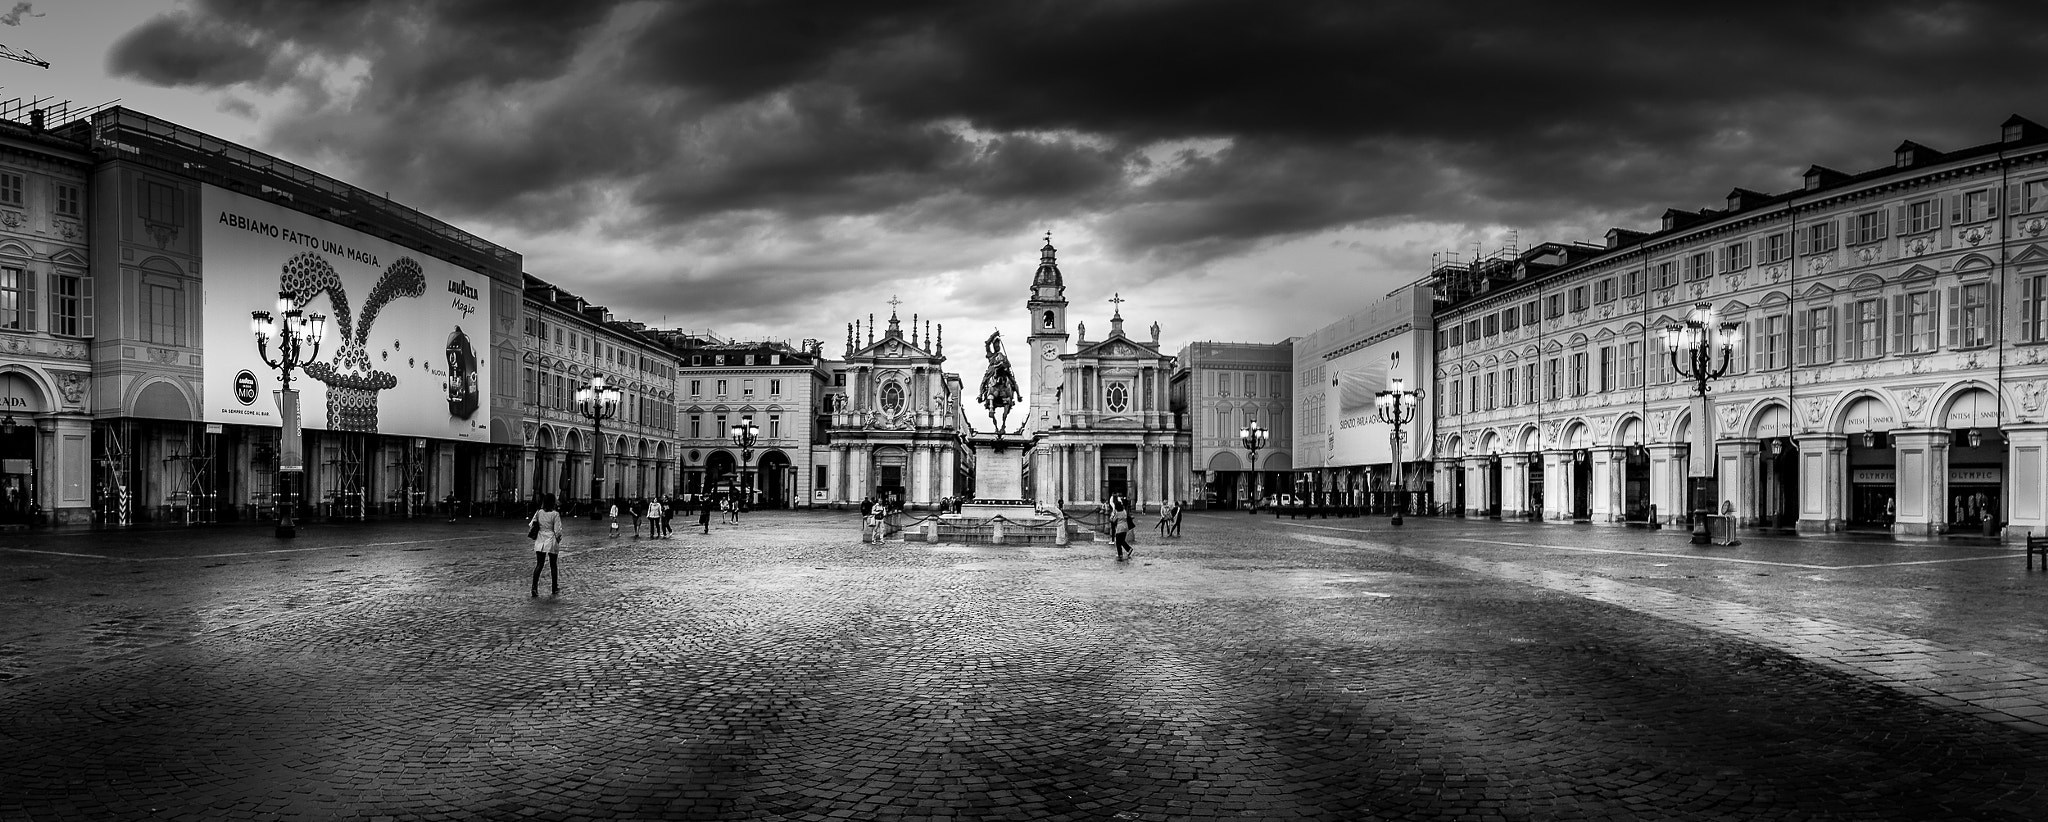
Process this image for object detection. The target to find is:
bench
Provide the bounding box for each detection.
[2029,533,2048,571]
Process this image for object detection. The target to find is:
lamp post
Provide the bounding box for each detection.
[576,375,621,520]
[730,416,759,510]
[252,292,327,538]
[1661,302,1739,544]
[1374,377,1424,526]
[1238,419,1267,513]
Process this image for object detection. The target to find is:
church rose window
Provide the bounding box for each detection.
[1106,382,1129,413]
[882,382,904,413]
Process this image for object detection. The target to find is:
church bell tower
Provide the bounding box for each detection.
[1024,234,1068,434]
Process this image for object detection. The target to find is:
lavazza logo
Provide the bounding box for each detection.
[234,370,259,405]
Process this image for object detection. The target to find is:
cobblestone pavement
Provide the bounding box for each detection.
[2,511,2045,820]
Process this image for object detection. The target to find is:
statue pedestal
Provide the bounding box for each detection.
[970,435,1025,502]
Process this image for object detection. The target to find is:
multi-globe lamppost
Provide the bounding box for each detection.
[1661,302,1739,545]
[251,292,326,539]
[731,416,759,509]
[1239,418,1267,513]
[576,375,621,520]
[1374,377,1423,526]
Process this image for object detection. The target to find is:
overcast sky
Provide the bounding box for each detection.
[21,1,2048,430]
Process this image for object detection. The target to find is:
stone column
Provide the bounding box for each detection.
[1082,446,1099,504]
[1646,444,1687,526]
[939,446,956,500]
[2005,424,2048,538]
[1891,429,1951,536]
[835,446,851,504]
[1794,433,1847,533]
[1134,442,1149,511]
[911,445,932,506]
[851,446,870,503]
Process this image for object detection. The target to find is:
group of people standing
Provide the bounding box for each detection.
[526,492,747,597]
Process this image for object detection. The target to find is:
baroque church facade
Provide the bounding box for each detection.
[821,307,971,509]
[1022,239,1193,511]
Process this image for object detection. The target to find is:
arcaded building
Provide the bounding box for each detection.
[1429,115,2048,538]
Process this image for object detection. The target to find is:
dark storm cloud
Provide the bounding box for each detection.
[106,0,2048,264]
[107,13,279,87]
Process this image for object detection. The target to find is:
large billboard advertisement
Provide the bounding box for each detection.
[1324,331,1429,467]
[201,185,490,440]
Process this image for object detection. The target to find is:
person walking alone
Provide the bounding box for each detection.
[699,493,715,534]
[528,493,565,597]
[1110,494,1136,561]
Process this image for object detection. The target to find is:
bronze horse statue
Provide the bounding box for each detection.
[978,330,1021,433]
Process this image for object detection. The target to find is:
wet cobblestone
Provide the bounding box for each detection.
[2,512,2045,820]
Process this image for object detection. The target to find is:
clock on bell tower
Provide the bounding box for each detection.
[1024,234,1068,435]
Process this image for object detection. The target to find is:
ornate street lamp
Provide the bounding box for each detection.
[252,291,327,538]
[576,375,622,520]
[730,416,760,510]
[1238,418,1267,512]
[1374,377,1424,526]
[1661,302,1740,544]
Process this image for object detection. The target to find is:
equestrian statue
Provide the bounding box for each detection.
[977,329,1021,434]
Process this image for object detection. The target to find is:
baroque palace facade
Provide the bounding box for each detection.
[0,104,965,528]
[1430,114,2048,538]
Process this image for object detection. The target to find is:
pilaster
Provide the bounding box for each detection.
[1714,439,1760,524]
[1890,429,1950,536]
[2005,425,2048,537]
[1794,433,1848,533]
[1460,456,1487,517]
[1543,449,1572,521]
[1590,446,1625,522]
[1647,444,1686,526]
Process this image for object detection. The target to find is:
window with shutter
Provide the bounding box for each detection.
[0,265,18,330]
[1815,306,1834,363]
[2026,180,2048,213]
[2026,276,2044,342]
[1891,295,1907,355]
[1945,285,1961,349]
[1793,309,1810,365]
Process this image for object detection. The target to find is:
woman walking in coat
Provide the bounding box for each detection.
[529,493,565,597]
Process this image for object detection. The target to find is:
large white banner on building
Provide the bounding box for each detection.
[1324,332,1429,467]
[200,185,490,440]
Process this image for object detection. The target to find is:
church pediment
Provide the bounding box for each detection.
[852,335,936,362]
[1075,336,1155,360]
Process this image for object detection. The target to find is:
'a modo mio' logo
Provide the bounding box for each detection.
[234,370,259,406]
